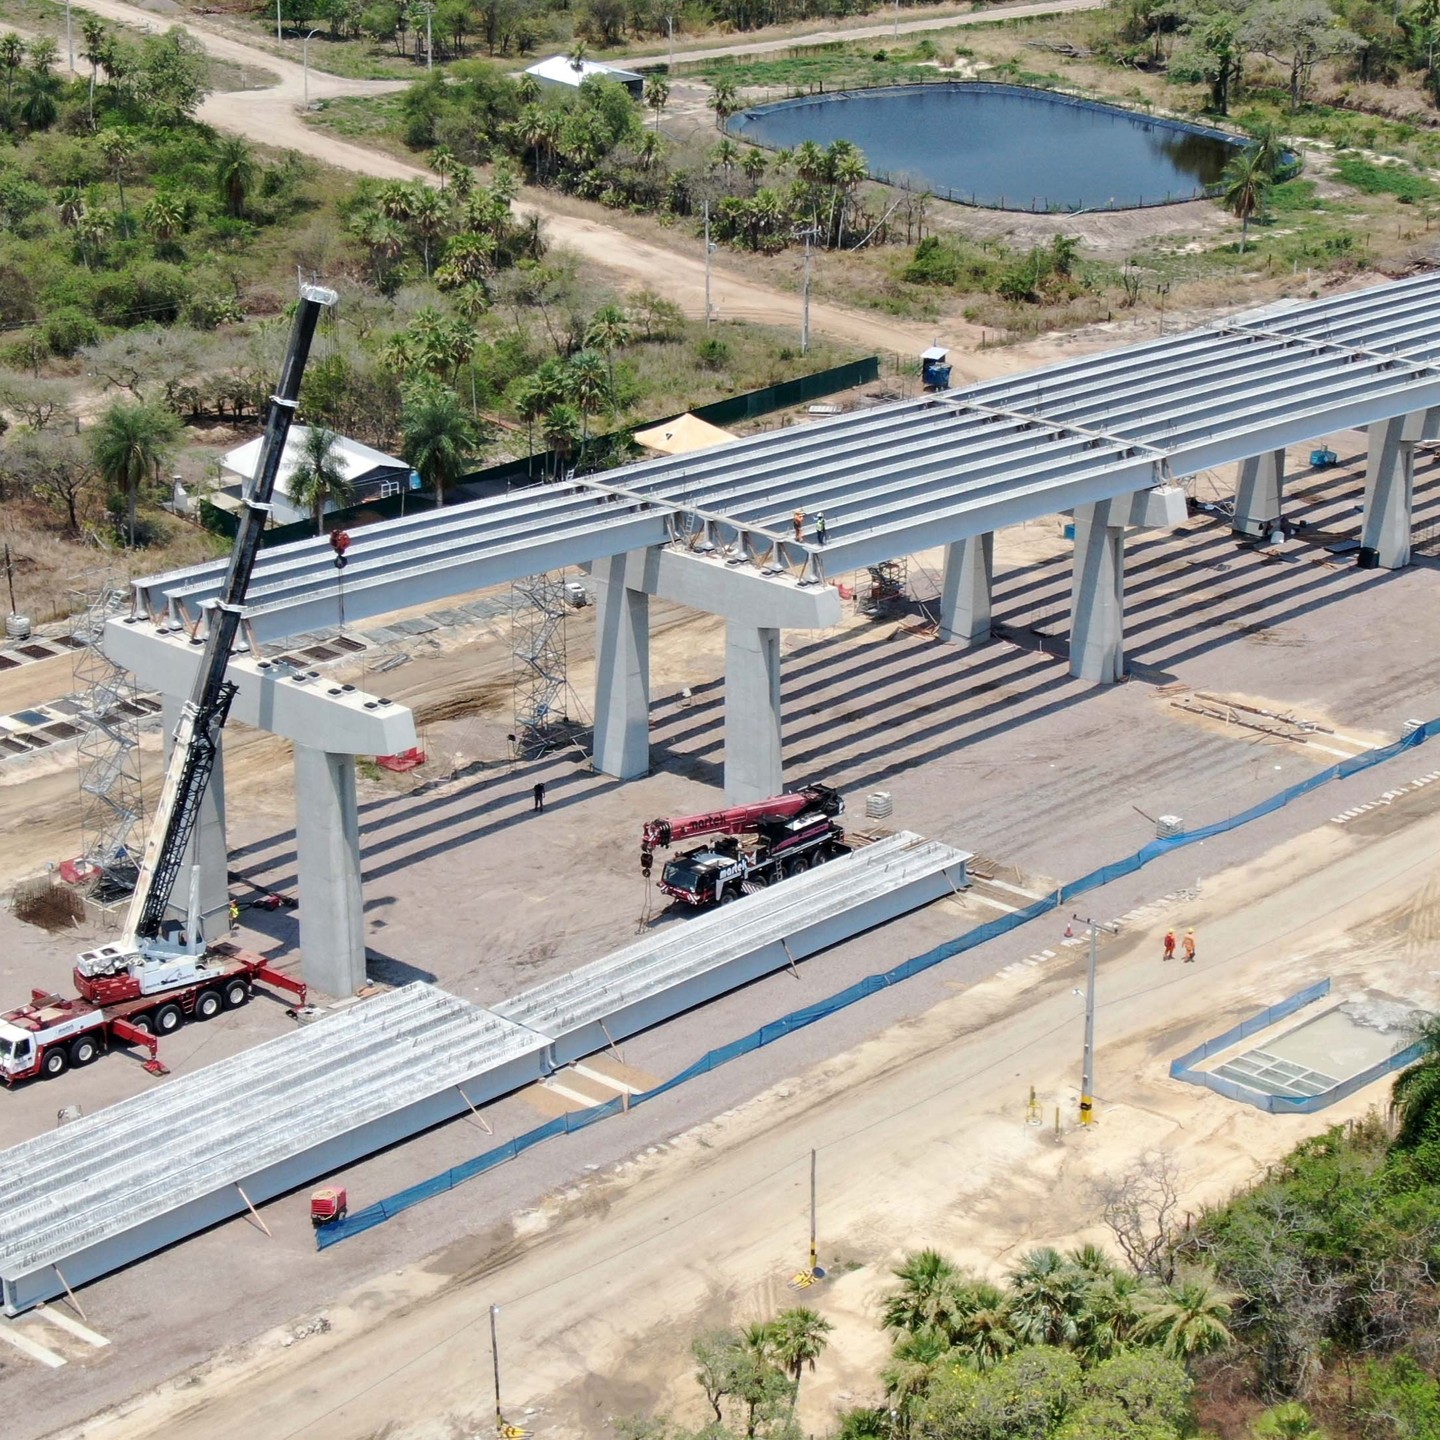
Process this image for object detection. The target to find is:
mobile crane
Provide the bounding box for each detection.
[0,285,337,1086]
[641,783,846,908]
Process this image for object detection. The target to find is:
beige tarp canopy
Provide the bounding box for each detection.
[632,413,737,456]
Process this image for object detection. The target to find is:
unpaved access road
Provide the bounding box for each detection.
[57,794,1440,1440]
[57,0,1089,365]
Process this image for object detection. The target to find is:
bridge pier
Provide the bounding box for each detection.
[591,554,651,781]
[161,694,229,944]
[293,744,366,998]
[724,622,783,803]
[1362,412,1425,569]
[1233,448,1285,538]
[1069,499,1126,684]
[939,533,994,646]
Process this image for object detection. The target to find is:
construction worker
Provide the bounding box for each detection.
[1182,928,1197,963]
[533,781,546,814]
[792,508,805,542]
[815,512,828,546]
[1162,927,1176,962]
[229,900,240,931]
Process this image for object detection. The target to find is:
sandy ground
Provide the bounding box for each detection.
[47,786,1440,1440]
[5,426,1440,1434]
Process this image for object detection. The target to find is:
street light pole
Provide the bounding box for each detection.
[801,227,813,355]
[667,13,674,70]
[1071,914,1117,1125]
[302,27,321,109]
[276,0,282,47]
[66,0,74,73]
[704,198,714,328]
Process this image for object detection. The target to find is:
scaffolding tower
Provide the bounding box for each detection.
[510,572,571,757]
[859,558,909,614]
[71,578,145,906]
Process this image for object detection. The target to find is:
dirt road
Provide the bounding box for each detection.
[58,798,1440,1440]
[54,0,1013,360]
[633,0,1106,67]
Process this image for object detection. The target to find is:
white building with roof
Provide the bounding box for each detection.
[523,54,644,99]
[213,427,415,529]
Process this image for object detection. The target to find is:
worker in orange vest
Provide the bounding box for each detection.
[1182,928,1197,963]
[1162,928,1176,962]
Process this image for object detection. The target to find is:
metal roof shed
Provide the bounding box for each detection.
[523,54,644,98]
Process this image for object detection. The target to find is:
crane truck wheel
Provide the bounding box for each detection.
[785,855,810,878]
[128,1013,153,1034]
[195,989,223,1021]
[719,887,739,905]
[223,979,250,1009]
[153,1003,183,1034]
[69,1035,100,1067]
[42,1047,69,1078]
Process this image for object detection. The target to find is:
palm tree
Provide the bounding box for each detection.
[1391,1012,1440,1150]
[710,137,740,185]
[1006,1247,1088,1349]
[90,399,180,547]
[0,32,24,102]
[54,185,86,231]
[882,1250,966,1337]
[75,207,112,269]
[709,76,739,128]
[408,185,449,277]
[27,36,57,70]
[79,16,106,125]
[401,384,482,508]
[1248,120,1288,178]
[97,129,135,231]
[952,1286,1015,1372]
[585,303,631,391]
[378,179,419,223]
[644,74,669,131]
[19,67,60,132]
[436,231,496,291]
[143,192,187,251]
[350,208,407,287]
[1222,146,1271,254]
[286,425,348,534]
[540,401,582,479]
[566,348,610,454]
[214,135,255,219]
[880,1329,951,1425]
[741,147,767,185]
[429,144,456,191]
[1132,1270,1237,1359]
[767,1307,832,1410]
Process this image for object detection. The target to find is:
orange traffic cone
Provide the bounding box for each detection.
[1064,920,1074,938]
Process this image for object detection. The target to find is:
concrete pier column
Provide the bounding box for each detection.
[1069,499,1126,684]
[1233,448,1285,538]
[938,533,994,646]
[293,744,366,998]
[1362,413,1423,569]
[161,694,228,943]
[591,554,651,780]
[724,622,783,802]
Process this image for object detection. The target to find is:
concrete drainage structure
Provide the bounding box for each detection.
[0,832,969,1316]
[116,274,1440,995]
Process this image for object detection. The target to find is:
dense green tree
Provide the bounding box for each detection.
[287,424,348,533]
[401,382,483,506]
[90,398,180,546]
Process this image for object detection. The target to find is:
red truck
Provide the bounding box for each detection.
[0,943,307,1085]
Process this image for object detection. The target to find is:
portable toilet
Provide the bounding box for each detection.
[921,346,951,391]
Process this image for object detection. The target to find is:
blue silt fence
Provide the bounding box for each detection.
[319,716,1440,1248]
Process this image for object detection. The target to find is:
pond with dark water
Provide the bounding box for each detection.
[726,83,1248,212]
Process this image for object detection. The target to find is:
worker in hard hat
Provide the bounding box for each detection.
[1162,928,1176,962]
[816,512,828,545]
[1182,928,1197,963]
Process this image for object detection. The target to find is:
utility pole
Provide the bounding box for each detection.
[490,1304,528,1437]
[1070,914,1117,1125]
[704,199,714,328]
[66,0,74,73]
[894,0,900,40]
[667,12,674,70]
[276,0,282,47]
[801,227,814,355]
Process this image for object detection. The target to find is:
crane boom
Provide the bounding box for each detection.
[122,285,337,949]
[641,784,842,862]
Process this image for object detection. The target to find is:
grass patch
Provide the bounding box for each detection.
[309,93,409,140]
[690,46,937,91]
[1332,154,1440,203]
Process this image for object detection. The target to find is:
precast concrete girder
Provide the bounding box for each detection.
[104,620,416,755]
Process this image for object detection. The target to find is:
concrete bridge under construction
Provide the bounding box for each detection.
[112,272,1440,996]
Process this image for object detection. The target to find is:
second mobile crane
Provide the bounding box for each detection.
[0,286,337,1086]
[641,783,847,908]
